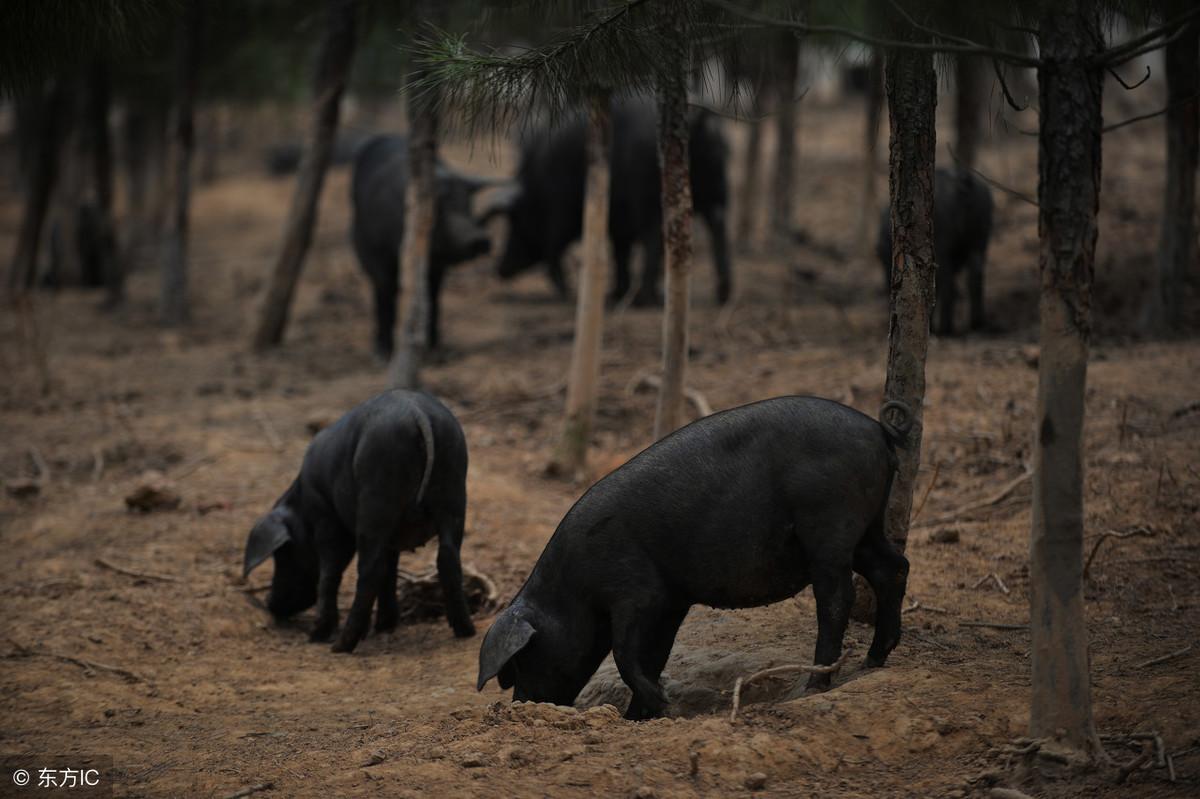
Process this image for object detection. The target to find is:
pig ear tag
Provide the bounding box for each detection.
[243,516,292,578]
[476,611,536,691]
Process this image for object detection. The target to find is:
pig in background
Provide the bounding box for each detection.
[876,167,994,335]
[477,396,911,720]
[484,96,732,307]
[244,389,476,653]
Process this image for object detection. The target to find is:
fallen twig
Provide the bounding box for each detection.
[906,631,949,650]
[909,462,941,524]
[221,782,274,799]
[95,557,179,583]
[1084,527,1157,578]
[28,445,50,482]
[960,621,1027,631]
[252,403,284,452]
[1116,745,1152,784]
[973,573,1010,595]
[240,583,272,594]
[729,646,853,721]
[7,641,144,684]
[1133,644,1192,670]
[173,453,223,480]
[91,446,105,482]
[913,467,1032,528]
[627,372,712,418]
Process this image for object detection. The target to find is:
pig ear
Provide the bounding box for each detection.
[476,610,536,691]
[243,514,292,578]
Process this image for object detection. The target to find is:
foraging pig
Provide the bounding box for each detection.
[477,396,911,719]
[876,167,994,335]
[243,390,475,652]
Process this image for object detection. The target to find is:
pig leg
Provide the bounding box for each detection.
[373,546,401,633]
[934,257,956,335]
[611,595,678,720]
[632,228,664,307]
[332,508,394,653]
[965,249,986,331]
[435,510,476,638]
[805,566,855,693]
[310,535,355,642]
[608,238,634,305]
[624,603,689,720]
[853,523,909,667]
[426,262,444,350]
[368,251,399,360]
[702,205,731,305]
[547,254,569,299]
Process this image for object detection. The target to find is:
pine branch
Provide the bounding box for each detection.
[1091,7,1200,67]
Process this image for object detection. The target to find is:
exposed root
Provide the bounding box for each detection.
[913,466,1031,528]
[95,557,179,583]
[1083,526,1157,578]
[1133,643,1192,669]
[729,646,853,721]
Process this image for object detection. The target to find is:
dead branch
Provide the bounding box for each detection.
[1108,64,1151,91]
[28,445,50,482]
[95,557,179,583]
[914,467,1032,528]
[906,631,949,650]
[1170,400,1200,419]
[239,583,272,594]
[973,573,1010,595]
[627,372,712,418]
[221,783,274,799]
[948,145,1039,207]
[729,646,852,721]
[1083,527,1156,578]
[91,446,105,482]
[1133,644,1192,670]
[1116,746,1152,784]
[8,641,145,684]
[909,462,941,524]
[174,453,222,480]
[960,621,1027,631]
[252,403,284,452]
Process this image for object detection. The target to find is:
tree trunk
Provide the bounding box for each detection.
[882,33,938,555]
[954,55,984,170]
[855,48,885,252]
[735,76,766,250]
[1029,0,1104,754]
[85,59,122,307]
[253,0,357,347]
[1144,18,1198,334]
[552,90,612,476]
[389,64,438,389]
[770,32,800,239]
[7,79,70,293]
[653,4,694,440]
[161,0,203,326]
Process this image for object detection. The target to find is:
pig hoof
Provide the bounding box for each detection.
[330,636,359,654]
[309,625,336,643]
[864,655,886,669]
[451,620,476,638]
[630,291,662,308]
[374,614,398,634]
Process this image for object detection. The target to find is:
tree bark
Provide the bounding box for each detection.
[7,79,70,293]
[1144,18,1198,334]
[954,55,984,170]
[881,31,938,555]
[770,31,800,239]
[252,0,357,348]
[735,76,766,250]
[1029,0,1104,754]
[85,59,122,307]
[854,48,885,251]
[653,4,694,440]
[552,90,612,476]
[161,0,203,326]
[389,66,438,389]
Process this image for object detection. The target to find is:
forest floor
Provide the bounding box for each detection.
[1,100,1198,798]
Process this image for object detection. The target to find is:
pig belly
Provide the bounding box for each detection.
[670,523,812,610]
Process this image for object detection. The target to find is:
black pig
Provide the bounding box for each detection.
[876,167,994,335]
[477,396,911,719]
[351,135,495,358]
[244,390,475,652]
[487,97,731,306]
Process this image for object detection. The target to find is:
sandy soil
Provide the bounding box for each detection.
[1,98,1198,798]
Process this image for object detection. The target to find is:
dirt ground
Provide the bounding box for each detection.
[1,94,1198,799]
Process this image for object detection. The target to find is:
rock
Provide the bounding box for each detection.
[5,478,40,499]
[459,752,487,768]
[634,787,655,798]
[1019,345,1039,369]
[930,527,960,544]
[124,472,181,513]
[745,772,768,790]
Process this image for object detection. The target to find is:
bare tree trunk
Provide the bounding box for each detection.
[161,0,203,326]
[954,55,984,170]
[389,65,438,389]
[882,31,938,555]
[770,31,800,239]
[653,5,694,440]
[1144,18,1198,334]
[7,79,70,293]
[735,76,766,250]
[85,59,122,307]
[253,0,357,347]
[552,90,612,476]
[854,48,885,251]
[1030,0,1104,755]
